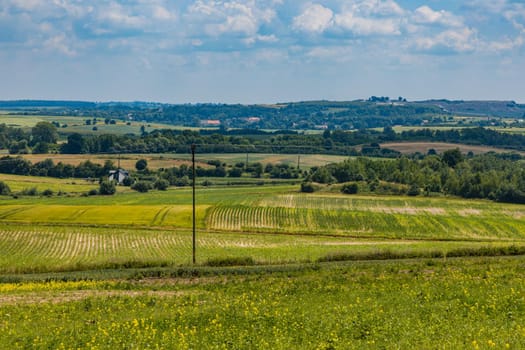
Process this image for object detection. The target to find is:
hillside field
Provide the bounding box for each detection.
[0,114,200,136]
[1,183,525,348]
[0,184,524,273]
[380,141,525,155]
[14,153,348,170]
[1,257,525,348]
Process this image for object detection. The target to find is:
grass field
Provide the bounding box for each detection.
[17,152,347,170]
[0,174,99,193]
[380,141,525,155]
[0,114,205,136]
[0,256,524,348]
[0,180,525,347]
[0,185,524,274]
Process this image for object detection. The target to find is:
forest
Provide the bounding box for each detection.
[306,150,525,204]
[4,121,525,156]
[3,98,525,129]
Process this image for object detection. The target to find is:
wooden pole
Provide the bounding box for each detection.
[191,144,196,264]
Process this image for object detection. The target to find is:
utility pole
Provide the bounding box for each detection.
[191,144,196,264]
[246,152,249,170]
[297,155,301,170]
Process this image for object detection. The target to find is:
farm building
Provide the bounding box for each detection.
[108,169,129,184]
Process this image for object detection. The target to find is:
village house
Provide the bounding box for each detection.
[108,169,129,184]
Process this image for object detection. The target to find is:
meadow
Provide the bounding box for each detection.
[380,141,525,155]
[0,184,524,274]
[18,153,348,170]
[1,180,525,348]
[0,256,524,348]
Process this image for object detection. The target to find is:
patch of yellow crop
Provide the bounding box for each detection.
[0,205,209,228]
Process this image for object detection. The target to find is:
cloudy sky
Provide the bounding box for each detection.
[1,0,524,103]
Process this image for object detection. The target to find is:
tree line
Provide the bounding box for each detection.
[4,121,525,158]
[305,150,525,204]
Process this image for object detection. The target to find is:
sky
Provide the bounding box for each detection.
[0,0,524,104]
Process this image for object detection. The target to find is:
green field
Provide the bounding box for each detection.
[15,152,346,171]
[0,114,204,136]
[0,174,99,194]
[0,185,524,274]
[1,182,525,348]
[1,257,524,348]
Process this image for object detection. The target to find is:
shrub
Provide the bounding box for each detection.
[42,189,54,197]
[99,180,116,195]
[122,176,135,186]
[0,181,11,195]
[135,159,148,171]
[300,182,316,193]
[154,179,169,191]
[341,183,359,194]
[20,187,38,196]
[132,181,152,193]
[88,189,98,196]
[205,256,255,267]
[407,184,420,196]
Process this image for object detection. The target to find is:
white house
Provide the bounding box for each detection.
[108,169,129,184]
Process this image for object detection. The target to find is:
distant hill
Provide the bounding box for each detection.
[415,100,525,118]
[1,99,524,129]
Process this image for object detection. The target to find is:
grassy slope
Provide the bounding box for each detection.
[0,185,524,273]
[17,153,348,170]
[1,186,524,240]
[381,141,525,155]
[0,174,98,193]
[0,256,524,349]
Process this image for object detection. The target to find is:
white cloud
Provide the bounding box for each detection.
[184,0,278,47]
[6,0,44,11]
[97,2,146,29]
[413,6,463,27]
[414,27,478,53]
[43,33,76,56]
[305,46,354,63]
[334,12,401,36]
[152,5,176,21]
[292,4,334,33]
[348,0,404,17]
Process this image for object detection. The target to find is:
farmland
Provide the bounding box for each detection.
[16,153,348,170]
[0,114,197,136]
[1,256,525,348]
[380,141,525,155]
[1,181,525,348]
[0,185,524,274]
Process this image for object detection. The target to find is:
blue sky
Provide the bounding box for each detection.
[1,0,524,103]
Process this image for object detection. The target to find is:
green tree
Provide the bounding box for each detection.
[132,181,152,192]
[32,142,50,154]
[31,122,58,146]
[99,180,116,195]
[135,159,148,171]
[154,179,169,191]
[442,148,464,168]
[0,181,11,195]
[61,133,86,154]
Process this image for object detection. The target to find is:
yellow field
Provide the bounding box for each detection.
[0,204,209,228]
[0,174,98,193]
[19,153,202,170]
[381,141,525,155]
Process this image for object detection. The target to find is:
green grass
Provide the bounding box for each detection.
[0,185,524,274]
[3,222,521,274]
[2,186,525,241]
[0,114,205,136]
[0,256,524,348]
[0,174,98,194]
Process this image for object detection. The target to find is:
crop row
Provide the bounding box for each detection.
[206,204,525,240]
